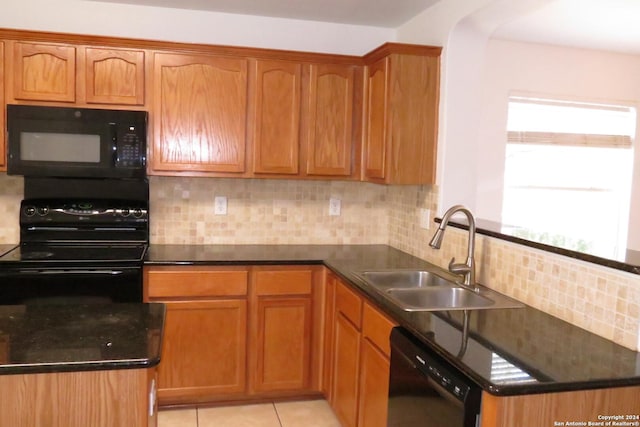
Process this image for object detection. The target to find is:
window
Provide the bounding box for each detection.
[502,96,636,259]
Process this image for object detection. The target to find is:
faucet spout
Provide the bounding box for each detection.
[429,205,477,289]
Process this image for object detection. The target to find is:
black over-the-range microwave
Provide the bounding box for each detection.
[6,104,148,179]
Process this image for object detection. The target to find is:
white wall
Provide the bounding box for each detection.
[396,0,555,216]
[0,0,393,55]
[476,39,640,249]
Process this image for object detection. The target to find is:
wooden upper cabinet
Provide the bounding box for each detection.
[11,41,76,102]
[305,63,357,177]
[363,57,388,180]
[251,59,301,175]
[84,47,145,105]
[151,52,248,174]
[363,44,441,184]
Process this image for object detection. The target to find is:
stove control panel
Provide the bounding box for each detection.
[20,199,148,225]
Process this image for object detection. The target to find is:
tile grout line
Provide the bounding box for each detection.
[273,402,284,427]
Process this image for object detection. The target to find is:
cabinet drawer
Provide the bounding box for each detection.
[146,267,248,298]
[254,269,313,296]
[335,280,363,329]
[362,302,396,358]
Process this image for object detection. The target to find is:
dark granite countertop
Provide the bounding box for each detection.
[145,244,640,396]
[0,303,165,375]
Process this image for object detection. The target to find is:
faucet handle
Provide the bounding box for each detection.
[448,257,470,274]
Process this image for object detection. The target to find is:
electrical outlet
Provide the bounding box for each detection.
[214,196,227,215]
[329,198,341,216]
[420,208,431,229]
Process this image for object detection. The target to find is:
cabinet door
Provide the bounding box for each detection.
[252,297,312,392]
[0,41,5,170]
[152,53,248,173]
[357,302,396,427]
[331,312,361,427]
[322,273,337,401]
[252,59,301,175]
[249,267,313,394]
[157,300,247,404]
[305,63,355,176]
[363,57,388,180]
[385,53,440,184]
[12,42,76,102]
[84,47,145,105]
[357,339,390,427]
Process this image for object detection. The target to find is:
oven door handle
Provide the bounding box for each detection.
[13,269,126,275]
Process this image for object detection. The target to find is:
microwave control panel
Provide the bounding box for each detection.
[115,128,144,168]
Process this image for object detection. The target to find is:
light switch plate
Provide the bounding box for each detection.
[329,198,341,216]
[214,196,227,215]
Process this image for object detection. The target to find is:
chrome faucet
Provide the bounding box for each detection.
[429,205,478,291]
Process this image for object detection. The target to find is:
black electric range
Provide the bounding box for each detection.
[0,178,149,305]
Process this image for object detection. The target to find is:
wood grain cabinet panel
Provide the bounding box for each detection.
[11,41,76,102]
[305,63,356,177]
[157,300,247,404]
[249,266,316,394]
[145,266,249,405]
[363,57,388,180]
[252,59,301,175]
[481,386,640,427]
[151,52,248,174]
[357,339,390,427]
[328,279,396,427]
[357,302,396,427]
[84,47,145,105]
[363,45,441,184]
[331,311,361,427]
[331,279,364,427]
[0,368,155,427]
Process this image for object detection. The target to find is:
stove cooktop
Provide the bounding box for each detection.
[0,243,147,264]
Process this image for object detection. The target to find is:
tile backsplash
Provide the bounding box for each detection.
[1,172,639,350]
[0,174,23,243]
[149,176,388,245]
[388,184,640,351]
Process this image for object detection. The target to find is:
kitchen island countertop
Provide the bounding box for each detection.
[0,303,165,375]
[145,244,640,396]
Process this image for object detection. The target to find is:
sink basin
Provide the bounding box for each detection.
[385,287,494,311]
[352,268,524,312]
[354,269,459,290]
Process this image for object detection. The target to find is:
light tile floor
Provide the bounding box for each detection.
[159,400,341,427]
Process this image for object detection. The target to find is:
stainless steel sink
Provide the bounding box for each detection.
[384,287,494,311]
[354,269,460,290]
[352,268,524,312]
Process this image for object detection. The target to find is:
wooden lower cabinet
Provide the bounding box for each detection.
[249,266,321,395]
[481,386,640,427]
[357,339,390,427]
[329,278,396,427]
[0,368,157,427]
[332,310,362,427]
[144,265,323,406]
[145,266,249,405]
[158,300,248,404]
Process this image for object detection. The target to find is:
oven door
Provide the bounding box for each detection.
[0,266,142,305]
[387,327,481,427]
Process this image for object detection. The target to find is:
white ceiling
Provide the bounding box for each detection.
[86,0,441,27]
[86,0,640,54]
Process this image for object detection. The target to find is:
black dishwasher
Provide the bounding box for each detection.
[387,327,481,427]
